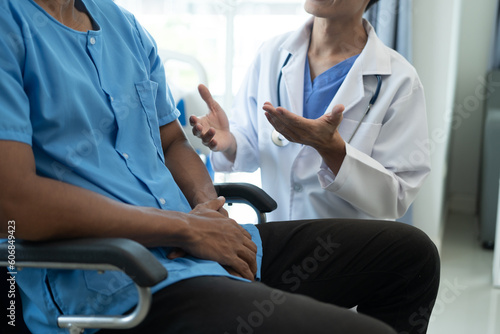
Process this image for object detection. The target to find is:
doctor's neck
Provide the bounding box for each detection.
[309,16,367,60]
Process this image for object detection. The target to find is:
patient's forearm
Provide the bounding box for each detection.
[1,172,189,246]
[163,138,217,208]
[160,121,218,208]
[0,141,190,246]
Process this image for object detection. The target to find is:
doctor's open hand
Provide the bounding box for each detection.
[263,102,347,174]
[190,84,238,162]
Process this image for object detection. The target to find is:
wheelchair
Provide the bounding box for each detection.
[0,183,276,334]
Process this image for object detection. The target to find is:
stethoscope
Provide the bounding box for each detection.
[271,53,382,147]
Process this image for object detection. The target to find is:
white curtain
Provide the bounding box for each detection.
[364,0,413,62]
[491,1,500,69]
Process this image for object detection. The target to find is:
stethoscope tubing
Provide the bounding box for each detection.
[276,53,292,107]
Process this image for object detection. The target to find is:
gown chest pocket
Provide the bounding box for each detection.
[339,118,382,156]
[135,80,165,163]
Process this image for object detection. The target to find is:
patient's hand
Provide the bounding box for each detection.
[173,197,258,280]
[167,248,187,259]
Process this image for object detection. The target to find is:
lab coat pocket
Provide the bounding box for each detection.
[339,118,382,155]
[135,80,165,163]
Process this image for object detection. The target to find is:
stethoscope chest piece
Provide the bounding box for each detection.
[272,129,290,147]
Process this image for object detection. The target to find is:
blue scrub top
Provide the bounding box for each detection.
[303,54,359,119]
[0,0,262,332]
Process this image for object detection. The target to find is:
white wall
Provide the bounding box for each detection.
[411,0,462,249]
[446,0,498,214]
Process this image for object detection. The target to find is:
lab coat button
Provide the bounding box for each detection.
[89,37,96,45]
[293,184,303,192]
[159,198,166,205]
[122,153,129,160]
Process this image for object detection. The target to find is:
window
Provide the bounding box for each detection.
[115,0,308,110]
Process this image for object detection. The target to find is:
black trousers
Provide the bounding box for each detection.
[100,219,440,334]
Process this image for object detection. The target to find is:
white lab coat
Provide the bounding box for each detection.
[212,18,431,222]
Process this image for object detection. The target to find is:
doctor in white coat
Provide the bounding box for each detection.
[191,0,430,222]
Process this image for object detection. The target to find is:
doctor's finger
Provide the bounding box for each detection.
[190,116,204,135]
[191,122,207,139]
[190,115,214,137]
[265,111,292,134]
[324,104,345,125]
[267,110,307,136]
[264,104,302,127]
[331,104,345,114]
[198,84,220,111]
[189,115,201,127]
[200,127,217,145]
[265,113,295,143]
[262,102,279,114]
[263,105,289,129]
[275,106,308,126]
[264,111,286,133]
[207,139,219,151]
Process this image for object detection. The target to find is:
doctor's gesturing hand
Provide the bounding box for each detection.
[190,84,348,174]
[263,102,346,175]
[190,84,238,163]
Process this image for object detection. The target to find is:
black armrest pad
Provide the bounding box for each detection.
[0,238,167,287]
[214,183,277,213]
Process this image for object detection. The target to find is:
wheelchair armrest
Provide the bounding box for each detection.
[214,182,277,214]
[0,238,167,287]
[1,238,167,331]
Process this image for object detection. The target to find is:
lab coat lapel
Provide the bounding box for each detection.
[279,18,313,116]
[328,59,365,116]
[324,20,392,117]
